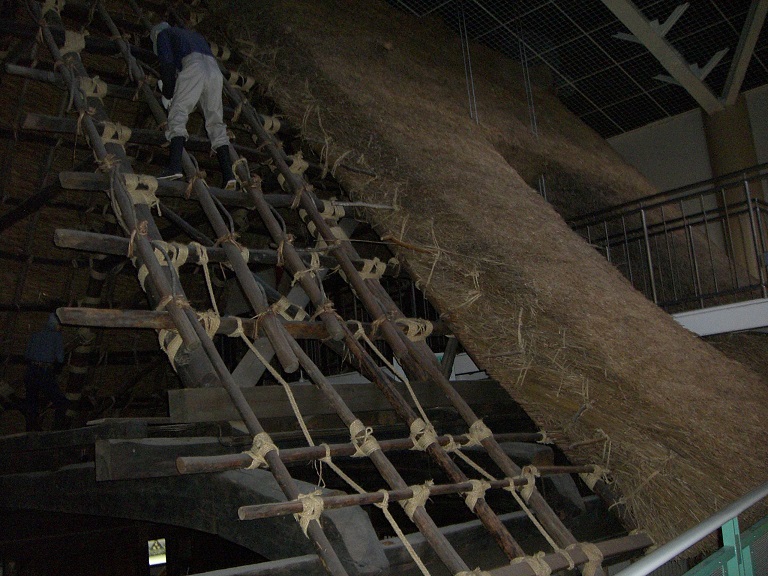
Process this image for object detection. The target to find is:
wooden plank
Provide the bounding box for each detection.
[168,378,513,423]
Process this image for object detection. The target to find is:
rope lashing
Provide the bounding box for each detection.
[516,465,541,503]
[455,569,492,576]
[340,256,387,282]
[78,76,107,101]
[401,480,433,520]
[226,70,255,92]
[298,206,348,247]
[41,0,65,16]
[276,234,294,267]
[124,173,160,214]
[566,542,604,576]
[209,41,231,61]
[319,199,346,219]
[60,29,87,55]
[580,465,611,491]
[183,170,207,199]
[158,328,183,370]
[96,153,119,173]
[464,419,493,448]
[309,299,336,321]
[463,479,491,511]
[101,121,131,147]
[537,429,554,444]
[126,220,148,258]
[370,315,388,337]
[510,552,552,576]
[293,490,324,537]
[394,318,434,342]
[244,431,279,470]
[261,115,281,135]
[349,419,380,457]
[273,296,309,321]
[197,310,221,340]
[136,247,165,290]
[232,156,249,189]
[292,252,322,287]
[277,151,309,191]
[410,418,438,451]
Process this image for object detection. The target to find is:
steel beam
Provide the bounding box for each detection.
[601,0,724,114]
[723,0,768,106]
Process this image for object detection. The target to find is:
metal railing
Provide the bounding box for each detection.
[569,164,768,313]
[615,480,768,576]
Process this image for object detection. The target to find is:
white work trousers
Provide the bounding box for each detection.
[166,52,229,150]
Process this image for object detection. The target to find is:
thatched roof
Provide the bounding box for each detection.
[208,0,768,548]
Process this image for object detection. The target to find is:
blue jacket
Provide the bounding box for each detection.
[25,314,64,364]
[156,27,213,98]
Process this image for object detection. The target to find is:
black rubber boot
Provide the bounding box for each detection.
[158,136,185,180]
[215,145,237,190]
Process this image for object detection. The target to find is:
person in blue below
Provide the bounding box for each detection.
[151,21,237,190]
[24,313,67,431]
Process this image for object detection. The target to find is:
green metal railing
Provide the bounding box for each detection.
[616,481,768,576]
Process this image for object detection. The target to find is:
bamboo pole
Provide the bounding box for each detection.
[177,433,579,474]
[239,476,536,520]
[55,307,448,340]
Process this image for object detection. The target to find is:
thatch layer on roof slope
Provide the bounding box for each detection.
[213,0,768,547]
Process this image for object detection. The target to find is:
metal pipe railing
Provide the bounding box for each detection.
[615,480,768,576]
[571,167,768,312]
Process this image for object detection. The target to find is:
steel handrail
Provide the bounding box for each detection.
[615,480,768,576]
[570,162,768,228]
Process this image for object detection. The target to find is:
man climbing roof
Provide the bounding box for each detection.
[151,21,237,190]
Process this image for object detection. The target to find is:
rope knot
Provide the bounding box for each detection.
[463,479,491,511]
[409,418,438,451]
[394,317,434,342]
[566,543,604,576]
[464,419,493,448]
[293,490,324,537]
[513,465,540,503]
[510,552,552,576]
[580,465,611,491]
[349,419,380,458]
[244,432,278,470]
[401,480,433,520]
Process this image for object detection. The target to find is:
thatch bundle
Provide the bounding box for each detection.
[206,0,768,549]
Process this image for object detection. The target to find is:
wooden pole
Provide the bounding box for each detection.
[209,24,535,565]
[95,4,349,574]
[177,434,577,475]
[55,307,449,340]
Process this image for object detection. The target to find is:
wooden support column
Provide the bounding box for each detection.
[704,95,764,280]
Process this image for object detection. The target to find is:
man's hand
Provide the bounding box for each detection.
[161,96,171,110]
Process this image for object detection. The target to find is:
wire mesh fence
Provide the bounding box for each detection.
[386,0,768,137]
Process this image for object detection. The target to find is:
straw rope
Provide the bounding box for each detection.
[244,431,279,470]
[402,480,433,520]
[510,552,551,576]
[349,419,380,457]
[294,490,324,537]
[124,173,160,214]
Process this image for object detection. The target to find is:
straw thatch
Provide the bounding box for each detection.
[206,0,768,549]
